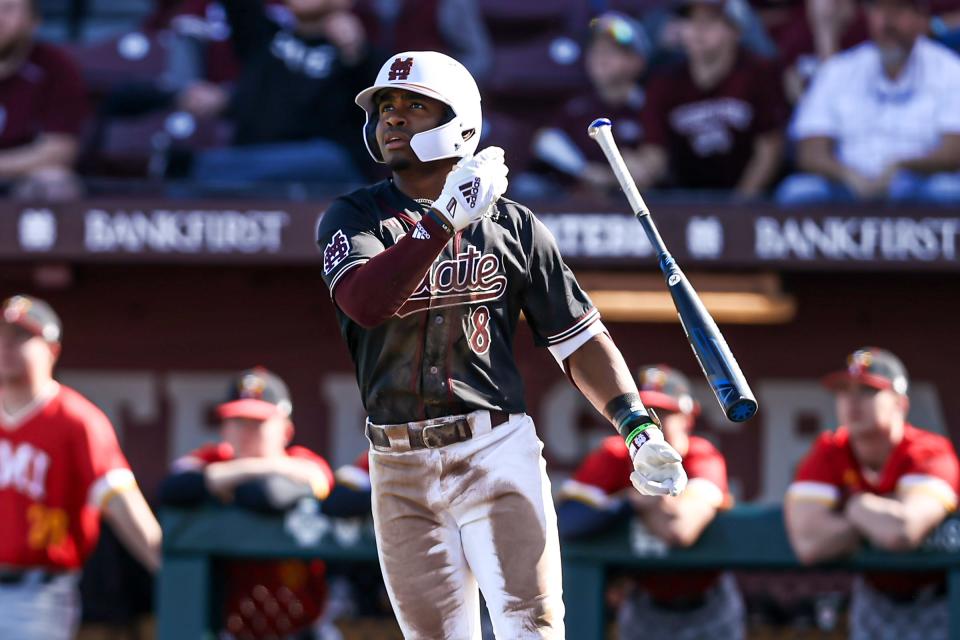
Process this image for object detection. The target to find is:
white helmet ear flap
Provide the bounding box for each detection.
[363,111,384,163]
[410,120,475,162]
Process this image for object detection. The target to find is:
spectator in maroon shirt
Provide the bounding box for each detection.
[632,0,789,198]
[0,0,89,200]
[530,11,650,194]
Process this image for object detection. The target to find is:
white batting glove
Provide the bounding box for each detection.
[628,427,687,497]
[433,146,509,232]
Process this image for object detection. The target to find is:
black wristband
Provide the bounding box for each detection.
[604,392,659,440]
[425,207,454,236]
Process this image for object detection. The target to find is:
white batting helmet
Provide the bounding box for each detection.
[355,51,482,163]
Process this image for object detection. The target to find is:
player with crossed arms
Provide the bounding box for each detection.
[316,51,687,639]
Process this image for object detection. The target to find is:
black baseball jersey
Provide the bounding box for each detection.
[317,179,600,424]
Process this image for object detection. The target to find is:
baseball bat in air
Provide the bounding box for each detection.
[587,117,758,423]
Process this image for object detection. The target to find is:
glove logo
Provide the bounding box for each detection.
[459,178,480,208]
[388,57,414,81]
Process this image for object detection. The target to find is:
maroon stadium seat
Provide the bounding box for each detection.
[61,31,168,95]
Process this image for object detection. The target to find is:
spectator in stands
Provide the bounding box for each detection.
[354,0,492,80]
[556,366,744,640]
[529,11,649,194]
[177,0,381,186]
[777,0,960,204]
[642,0,778,62]
[158,367,336,639]
[0,0,88,200]
[631,0,789,198]
[785,348,959,640]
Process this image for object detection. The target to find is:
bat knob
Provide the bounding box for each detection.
[587,117,612,139]
[726,398,758,423]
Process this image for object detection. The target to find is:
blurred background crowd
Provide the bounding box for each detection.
[2,0,960,202]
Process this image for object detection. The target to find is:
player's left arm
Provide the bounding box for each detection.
[566,334,687,497]
[891,133,960,175]
[846,445,959,551]
[102,488,162,573]
[844,491,947,551]
[520,213,685,496]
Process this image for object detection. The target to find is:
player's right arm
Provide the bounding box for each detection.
[319,148,507,328]
[784,434,860,565]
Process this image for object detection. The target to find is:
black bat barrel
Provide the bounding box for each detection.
[660,254,758,423]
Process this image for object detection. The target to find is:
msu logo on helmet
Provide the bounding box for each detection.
[388,57,414,81]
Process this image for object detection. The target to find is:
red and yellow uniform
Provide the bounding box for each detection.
[0,384,134,570]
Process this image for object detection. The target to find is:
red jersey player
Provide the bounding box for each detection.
[158,366,335,639]
[556,365,744,640]
[785,347,959,640]
[0,295,161,640]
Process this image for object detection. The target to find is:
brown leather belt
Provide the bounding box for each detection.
[366,410,511,451]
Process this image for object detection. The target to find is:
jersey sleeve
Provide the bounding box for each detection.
[75,410,135,511]
[896,434,960,511]
[559,436,633,509]
[786,432,843,507]
[520,212,602,357]
[683,437,730,509]
[286,446,336,499]
[316,197,386,298]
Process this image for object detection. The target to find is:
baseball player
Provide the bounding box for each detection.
[315,50,687,639]
[785,347,959,640]
[0,294,161,640]
[158,366,335,639]
[557,365,743,640]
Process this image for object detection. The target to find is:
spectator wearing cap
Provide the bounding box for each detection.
[785,348,959,640]
[528,12,651,195]
[178,0,382,187]
[0,0,89,200]
[0,295,161,640]
[158,367,336,639]
[777,0,960,204]
[556,365,744,640]
[631,0,789,198]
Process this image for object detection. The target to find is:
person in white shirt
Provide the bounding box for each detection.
[777,0,960,205]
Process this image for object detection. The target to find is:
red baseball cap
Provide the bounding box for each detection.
[217,367,293,422]
[822,347,909,395]
[1,294,62,344]
[637,364,701,416]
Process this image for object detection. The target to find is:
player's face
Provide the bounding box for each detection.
[659,410,694,458]
[837,384,907,441]
[221,415,290,458]
[586,38,646,94]
[679,5,739,63]
[0,323,55,383]
[0,0,34,55]
[866,1,927,65]
[374,90,448,171]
